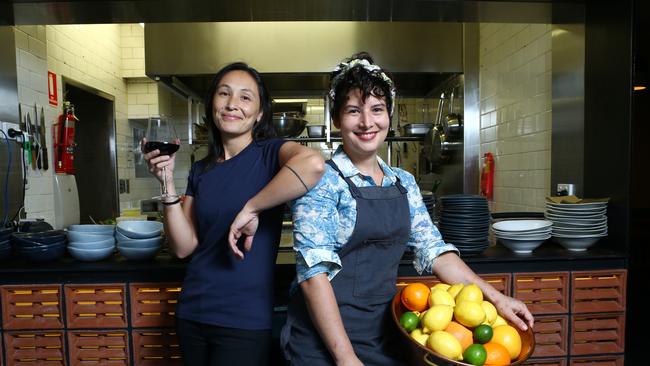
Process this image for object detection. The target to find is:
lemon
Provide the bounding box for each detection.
[492,314,508,327]
[454,301,486,328]
[481,300,497,324]
[429,288,456,307]
[410,328,430,346]
[431,283,451,292]
[456,283,483,303]
[421,305,454,333]
[447,283,465,298]
[427,330,463,360]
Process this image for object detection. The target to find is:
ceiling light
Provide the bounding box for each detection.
[633,85,646,91]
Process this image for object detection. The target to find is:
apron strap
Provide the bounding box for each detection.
[326,160,363,198]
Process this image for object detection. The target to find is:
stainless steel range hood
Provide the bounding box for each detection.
[145,22,463,97]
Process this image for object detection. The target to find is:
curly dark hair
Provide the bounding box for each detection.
[329,52,395,121]
[202,62,275,169]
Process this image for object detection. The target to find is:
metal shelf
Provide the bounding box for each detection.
[285,136,425,143]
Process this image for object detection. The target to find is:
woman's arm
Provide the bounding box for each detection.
[142,139,199,258]
[432,252,535,331]
[229,141,325,259]
[301,274,363,366]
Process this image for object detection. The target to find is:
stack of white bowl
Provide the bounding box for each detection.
[116,221,164,260]
[67,224,116,261]
[491,220,553,254]
[545,201,608,251]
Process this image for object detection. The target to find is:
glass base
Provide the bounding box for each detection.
[153,193,180,201]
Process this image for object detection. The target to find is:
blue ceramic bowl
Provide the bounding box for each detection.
[11,230,66,244]
[117,245,160,260]
[116,221,163,239]
[11,235,66,249]
[116,236,163,249]
[68,224,115,234]
[68,246,115,262]
[0,227,13,241]
[16,243,65,262]
[68,236,115,250]
[67,230,114,243]
[0,245,12,261]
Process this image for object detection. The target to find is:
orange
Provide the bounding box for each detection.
[444,321,473,351]
[491,325,522,360]
[483,342,510,366]
[401,282,430,312]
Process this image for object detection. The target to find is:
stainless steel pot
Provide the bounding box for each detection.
[306,125,326,138]
[272,112,307,137]
[443,90,462,138]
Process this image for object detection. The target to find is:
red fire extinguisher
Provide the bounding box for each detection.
[480,152,494,200]
[52,101,78,174]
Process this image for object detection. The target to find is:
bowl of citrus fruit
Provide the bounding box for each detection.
[392,281,534,366]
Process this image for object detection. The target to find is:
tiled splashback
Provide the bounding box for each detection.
[479,23,552,212]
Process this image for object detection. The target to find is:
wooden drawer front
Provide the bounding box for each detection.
[570,313,625,356]
[65,284,127,329]
[571,270,626,314]
[396,276,440,287]
[3,331,65,366]
[67,330,129,366]
[1,285,63,330]
[129,283,181,328]
[132,329,182,366]
[531,315,568,358]
[570,355,624,366]
[513,272,569,314]
[479,273,511,296]
[523,358,567,366]
[396,274,510,295]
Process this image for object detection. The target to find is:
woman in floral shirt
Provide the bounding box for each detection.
[280,52,534,366]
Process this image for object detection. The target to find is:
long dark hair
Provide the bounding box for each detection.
[329,52,395,122]
[201,62,275,169]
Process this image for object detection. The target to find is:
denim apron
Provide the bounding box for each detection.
[281,160,411,365]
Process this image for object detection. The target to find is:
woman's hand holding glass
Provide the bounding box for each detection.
[141,136,181,200]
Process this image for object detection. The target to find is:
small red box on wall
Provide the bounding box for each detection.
[48,71,57,106]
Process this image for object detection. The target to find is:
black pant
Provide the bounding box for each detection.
[176,317,272,366]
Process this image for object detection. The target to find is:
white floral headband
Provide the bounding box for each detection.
[328,58,396,116]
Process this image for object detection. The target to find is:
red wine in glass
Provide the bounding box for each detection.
[145,117,179,201]
[144,141,180,156]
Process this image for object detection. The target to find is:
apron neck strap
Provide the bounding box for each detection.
[326,160,363,198]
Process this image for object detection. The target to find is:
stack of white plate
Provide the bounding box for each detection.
[116,221,164,260]
[492,220,552,254]
[545,201,608,251]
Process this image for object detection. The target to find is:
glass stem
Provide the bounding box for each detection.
[161,166,168,196]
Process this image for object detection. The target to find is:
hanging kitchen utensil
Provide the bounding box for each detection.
[40,106,49,170]
[34,104,42,170]
[26,112,37,170]
[444,88,462,139]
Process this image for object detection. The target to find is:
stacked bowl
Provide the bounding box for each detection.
[437,195,491,255]
[492,220,552,254]
[0,227,13,261]
[116,221,164,260]
[11,230,67,262]
[67,224,116,261]
[545,201,608,251]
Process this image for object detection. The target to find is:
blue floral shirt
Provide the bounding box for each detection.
[292,146,458,286]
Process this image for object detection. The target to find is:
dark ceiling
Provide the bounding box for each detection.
[6,0,585,25]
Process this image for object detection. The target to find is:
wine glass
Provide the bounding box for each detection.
[143,117,180,201]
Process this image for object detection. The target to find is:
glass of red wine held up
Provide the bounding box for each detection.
[143,117,180,201]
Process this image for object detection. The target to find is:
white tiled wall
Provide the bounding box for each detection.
[14,24,162,225]
[479,23,552,212]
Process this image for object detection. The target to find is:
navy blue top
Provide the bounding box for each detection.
[176,138,286,330]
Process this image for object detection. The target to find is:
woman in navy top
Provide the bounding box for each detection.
[280,53,534,365]
[143,62,324,366]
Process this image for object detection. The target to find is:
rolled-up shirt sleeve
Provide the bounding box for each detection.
[292,170,343,283]
[400,172,459,274]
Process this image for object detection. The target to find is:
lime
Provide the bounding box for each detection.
[473,324,493,344]
[400,311,420,332]
[463,343,487,366]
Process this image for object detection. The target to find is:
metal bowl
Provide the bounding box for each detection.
[272,113,307,137]
[307,125,326,138]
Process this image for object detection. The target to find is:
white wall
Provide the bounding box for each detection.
[479,23,552,212]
